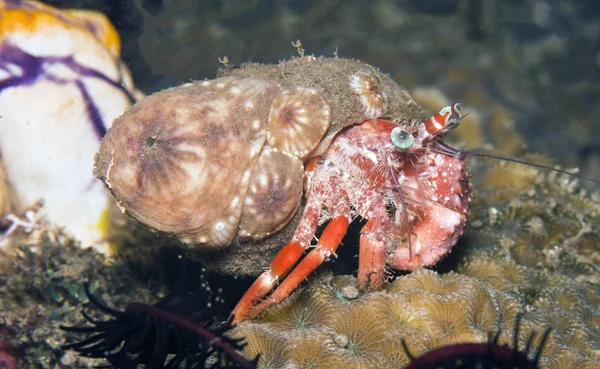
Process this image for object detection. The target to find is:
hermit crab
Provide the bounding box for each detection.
[94,57,472,323]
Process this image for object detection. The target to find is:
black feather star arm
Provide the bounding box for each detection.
[401,313,552,369]
[60,265,257,369]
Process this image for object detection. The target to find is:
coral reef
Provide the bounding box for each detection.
[0,229,163,368]
[233,269,598,369]
[455,154,600,342]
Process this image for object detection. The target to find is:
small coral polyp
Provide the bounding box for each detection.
[349,71,388,119]
[95,57,471,322]
[267,87,331,158]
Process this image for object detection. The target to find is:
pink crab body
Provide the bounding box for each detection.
[232,107,471,322]
[330,119,471,271]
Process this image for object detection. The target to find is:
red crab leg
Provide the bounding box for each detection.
[250,215,349,316]
[344,179,391,290]
[230,239,305,324]
[358,218,388,290]
[231,160,322,324]
[230,208,321,324]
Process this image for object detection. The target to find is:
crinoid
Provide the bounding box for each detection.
[60,263,257,369]
[402,315,551,369]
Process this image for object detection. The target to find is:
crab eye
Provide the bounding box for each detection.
[391,127,414,150]
[446,103,463,130]
[452,103,463,119]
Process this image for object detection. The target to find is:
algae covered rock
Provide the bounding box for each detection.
[0,232,164,368]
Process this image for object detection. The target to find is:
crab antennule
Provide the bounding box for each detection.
[435,138,600,187]
[466,152,600,186]
[427,105,599,187]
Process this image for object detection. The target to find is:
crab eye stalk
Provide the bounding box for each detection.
[391,127,415,150]
[422,102,465,144]
[446,102,463,131]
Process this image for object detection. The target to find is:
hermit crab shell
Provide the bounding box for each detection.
[95,76,327,248]
[221,57,422,158]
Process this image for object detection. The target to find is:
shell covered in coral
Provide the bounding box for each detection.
[220,57,422,157]
[95,57,423,264]
[0,0,140,253]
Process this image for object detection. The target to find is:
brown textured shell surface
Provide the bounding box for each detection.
[220,57,424,158]
[94,77,283,248]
